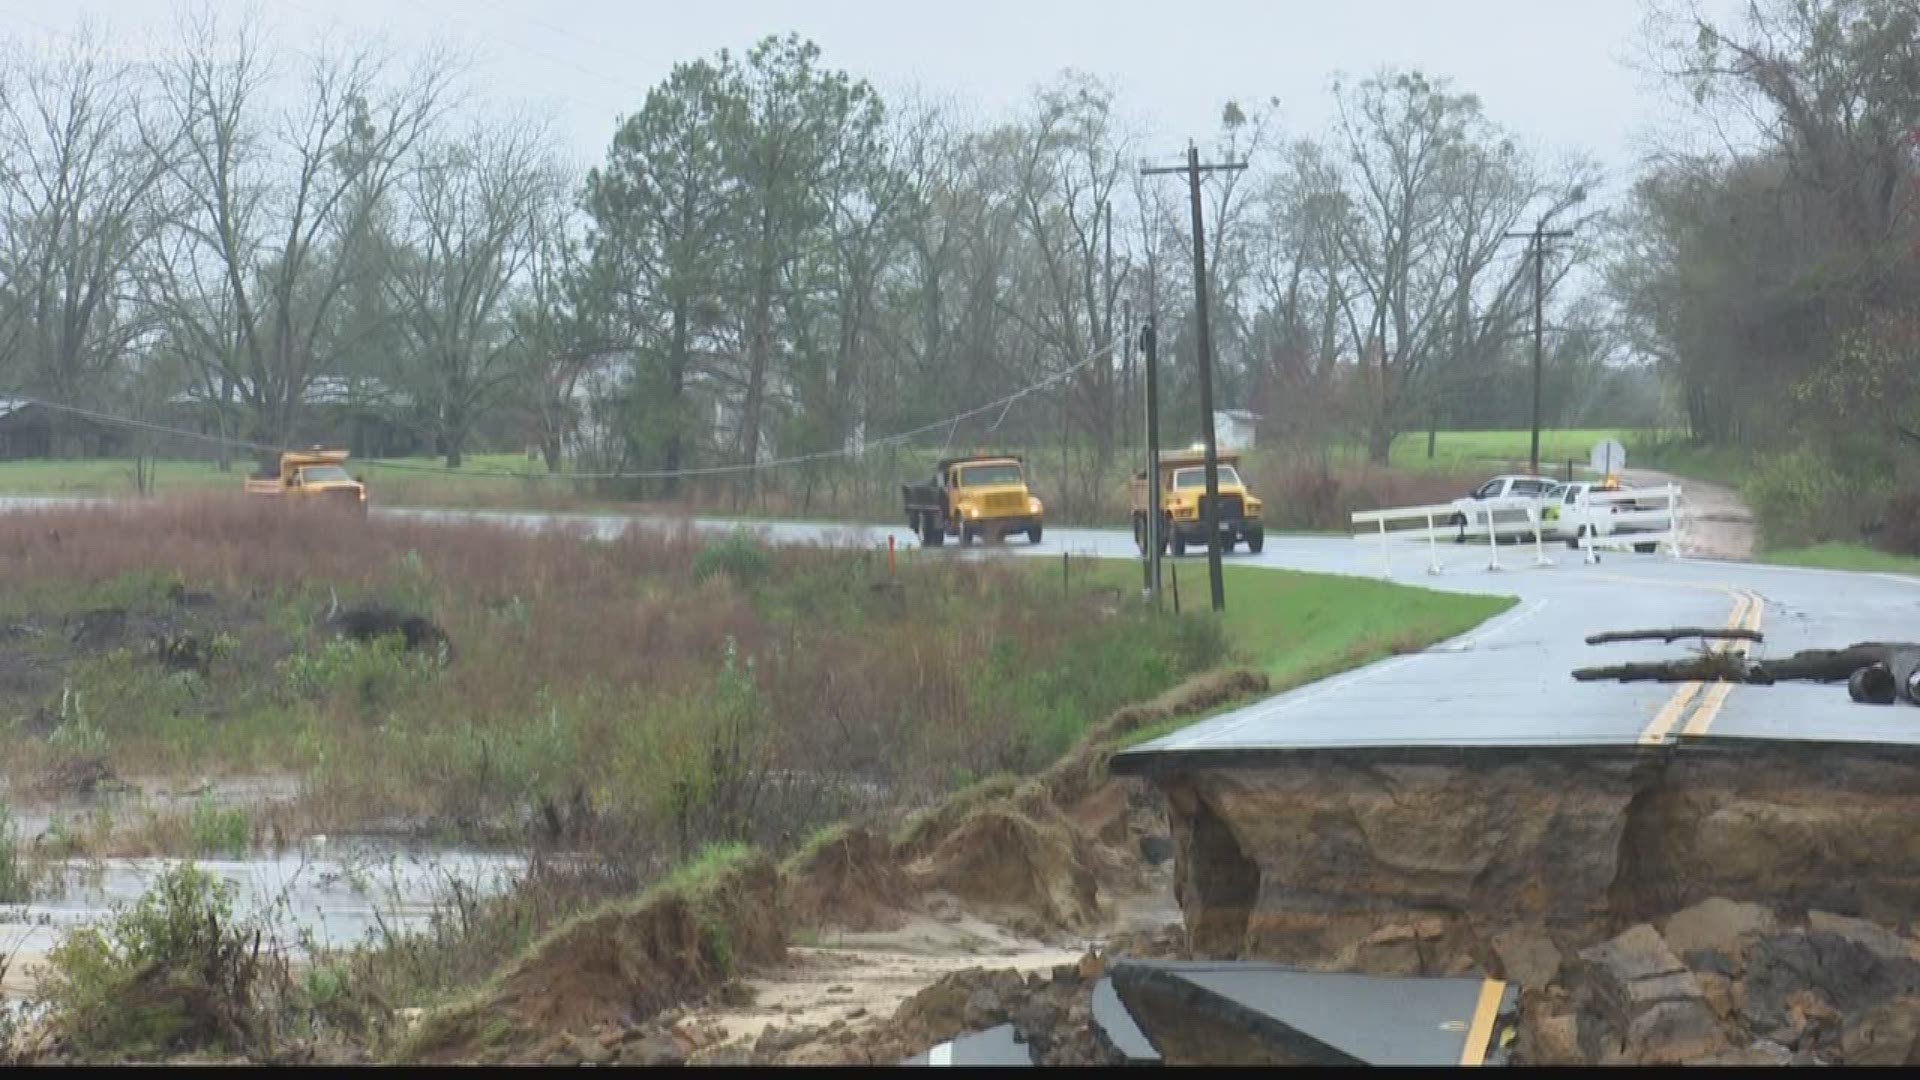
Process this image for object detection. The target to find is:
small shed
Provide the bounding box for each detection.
[1213,409,1263,452]
[0,399,132,459]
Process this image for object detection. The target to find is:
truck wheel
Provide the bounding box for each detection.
[1132,513,1146,554]
[1172,534,1186,558]
[1247,531,1264,554]
[924,516,944,547]
[1029,525,1043,545]
[960,526,974,547]
[1567,526,1584,550]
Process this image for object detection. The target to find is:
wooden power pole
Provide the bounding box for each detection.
[1143,144,1246,614]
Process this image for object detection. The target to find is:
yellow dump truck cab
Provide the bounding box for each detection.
[1129,450,1264,557]
[902,455,1044,547]
[244,449,368,513]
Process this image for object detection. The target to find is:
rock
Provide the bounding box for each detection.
[1695,972,1735,1020]
[845,1007,866,1020]
[1077,951,1106,982]
[1841,996,1920,1065]
[1518,1004,1582,1065]
[963,987,1007,1029]
[689,1045,753,1066]
[1492,925,1563,989]
[1576,923,1700,1023]
[719,981,757,1008]
[755,1025,821,1055]
[1740,930,1920,1035]
[1661,899,1775,968]
[574,1034,615,1065]
[1625,999,1731,1064]
[1698,1039,1792,1065]
[1809,911,1920,964]
[622,1034,685,1067]
[827,984,853,995]
[1682,948,1737,978]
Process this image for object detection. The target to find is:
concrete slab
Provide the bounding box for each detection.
[901,1023,1034,1066]
[1108,959,1512,1066]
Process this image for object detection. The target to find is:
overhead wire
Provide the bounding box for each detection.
[1,341,1111,484]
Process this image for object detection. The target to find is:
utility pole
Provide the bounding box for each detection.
[1144,144,1245,614]
[1502,190,1582,474]
[1142,317,1162,605]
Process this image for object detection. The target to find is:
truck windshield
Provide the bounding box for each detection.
[960,463,1023,487]
[299,465,353,483]
[1173,466,1241,489]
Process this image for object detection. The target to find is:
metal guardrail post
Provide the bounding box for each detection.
[1377,516,1391,579]
[1425,511,1441,575]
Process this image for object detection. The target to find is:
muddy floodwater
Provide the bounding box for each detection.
[2,838,526,1006]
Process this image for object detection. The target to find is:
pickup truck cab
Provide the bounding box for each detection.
[1541,479,1663,553]
[1130,450,1265,556]
[244,449,368,513]
[1449,474,1556,542]
[902,455,1043,546]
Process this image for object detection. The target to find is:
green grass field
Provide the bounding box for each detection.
[1762,542,1920,577]
[1376,428,1654,473]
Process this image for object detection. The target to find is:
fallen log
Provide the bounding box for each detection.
[1584,627,1765,646]
[1572,642,1920,705]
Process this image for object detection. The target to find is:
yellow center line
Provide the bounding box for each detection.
[1458,977,1508,1067]
[1637,587,1751,745]
[1682,589,1765,738]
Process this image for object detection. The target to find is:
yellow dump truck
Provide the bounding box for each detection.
[1130,450,1264,556]
[244,449,368,513]
[901,454,1044,546]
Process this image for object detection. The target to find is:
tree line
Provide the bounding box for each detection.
[0,6,1650,511]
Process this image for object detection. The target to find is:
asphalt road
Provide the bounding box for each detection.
[9,497,1912,757]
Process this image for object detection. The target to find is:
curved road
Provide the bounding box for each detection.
[369,504,1920,761]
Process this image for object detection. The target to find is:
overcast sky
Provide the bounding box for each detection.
[4,0,1748,194]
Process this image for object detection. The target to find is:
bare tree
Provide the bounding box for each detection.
[0,27,173,453]
[146,8,456,460]
[387,117,557,467]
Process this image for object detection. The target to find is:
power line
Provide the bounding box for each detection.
[2,343,1110,485]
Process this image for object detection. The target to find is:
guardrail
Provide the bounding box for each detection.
[1576,484,1683,564]
[1351,496,1552,577]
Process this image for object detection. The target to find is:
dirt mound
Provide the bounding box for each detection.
[910,799,1104,934]
[782,825,910,932]
[1040,668,1268,808]
[401,850,785,1063]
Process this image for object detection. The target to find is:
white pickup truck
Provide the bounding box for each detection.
[1539,480,1665,553]
[1448,474,1558,542]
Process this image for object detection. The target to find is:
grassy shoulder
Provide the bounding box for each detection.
[1762,542,1920,577]
[1074,561,1517,748]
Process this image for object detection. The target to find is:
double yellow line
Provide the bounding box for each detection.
[1637,587,1765,745]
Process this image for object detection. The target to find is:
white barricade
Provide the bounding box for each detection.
[1352,496,1552,577]
[1577,484,1684,564]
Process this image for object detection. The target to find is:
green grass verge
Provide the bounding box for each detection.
[1072,560,1517,747]
[1376,428,1651,473]
[1762,542,1920,577]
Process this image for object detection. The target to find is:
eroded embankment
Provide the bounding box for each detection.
[1133,741,1920,973]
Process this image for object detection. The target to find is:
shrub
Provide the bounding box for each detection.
[281,636,435,709]
[1742,447,1870,547]
[188,796,252,857]
[693,529,771,587]
[0,801,29,903]
[36,862,268,1057]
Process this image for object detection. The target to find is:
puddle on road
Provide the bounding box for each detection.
[0,838,526,996]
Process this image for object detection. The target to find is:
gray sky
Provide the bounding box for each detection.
[6,0,1745,190]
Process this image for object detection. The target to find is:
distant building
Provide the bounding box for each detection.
[0,399,132,459]
[1213,409,1262,452]
[168,376,421,458]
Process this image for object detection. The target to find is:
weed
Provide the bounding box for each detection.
[0,802,29,903]
[693,529,771,587]
[188,796,252,857]
[36,862,268,1057]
